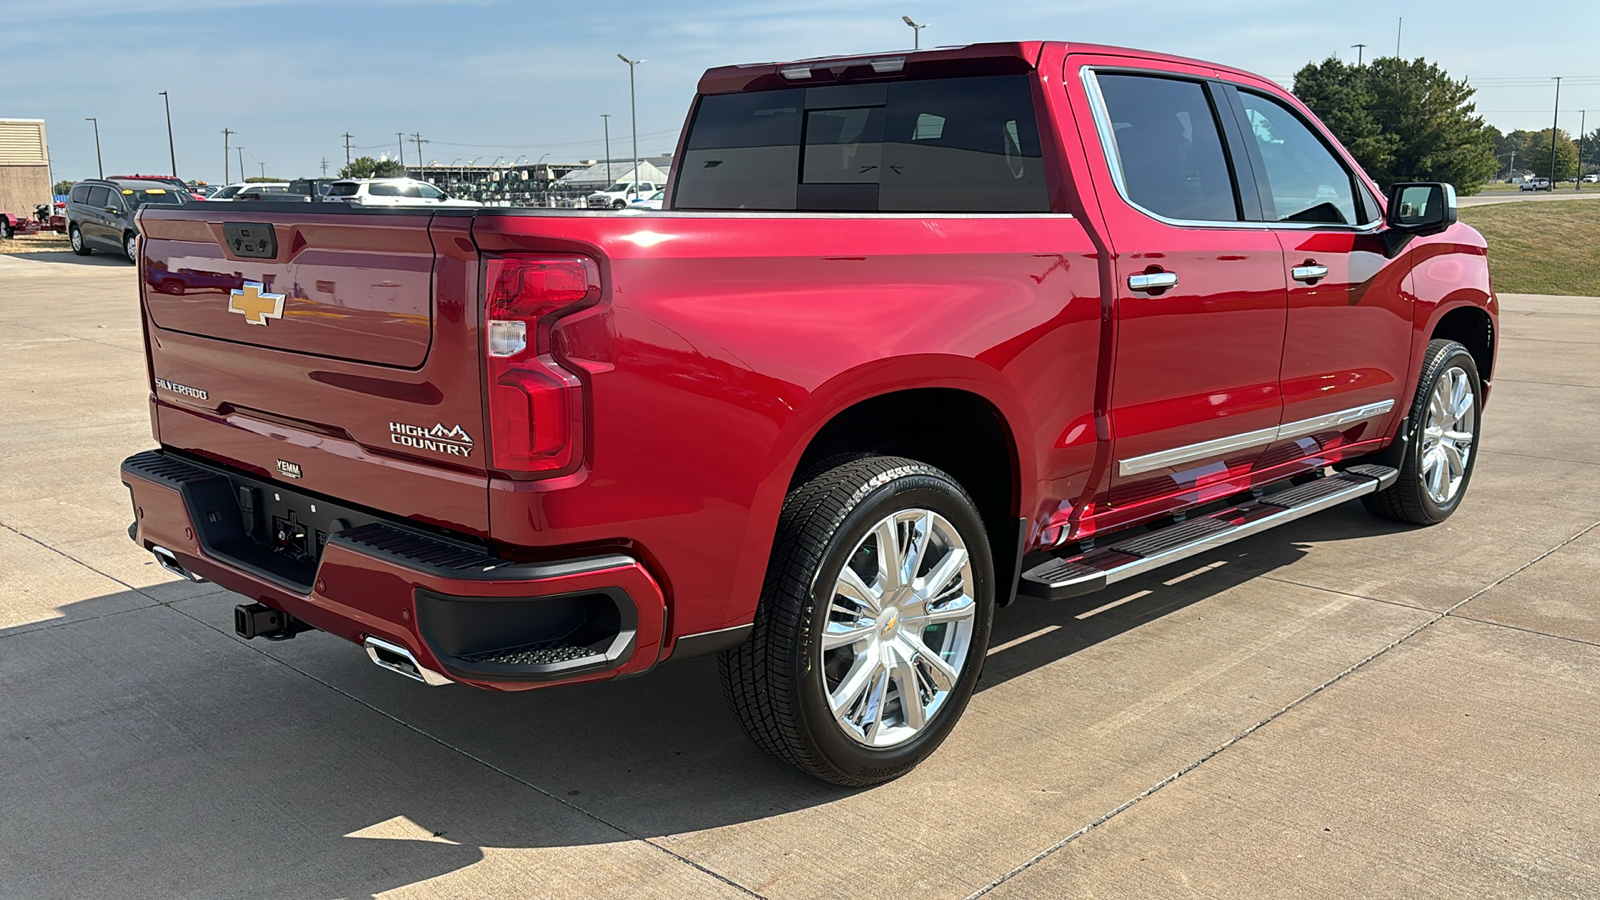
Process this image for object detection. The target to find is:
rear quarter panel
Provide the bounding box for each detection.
[473,211,1103,641]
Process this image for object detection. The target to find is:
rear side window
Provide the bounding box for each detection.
[368,183,401,197]
[85,186,111,208]
[1094,73,1239,222]
[326,183,359,197]
[70,184,90,203]
[1236,91,1364,225]
[675,74,1049,212]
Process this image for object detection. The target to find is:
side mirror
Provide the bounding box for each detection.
[104,205,119,214]
[1382,182,1456,257]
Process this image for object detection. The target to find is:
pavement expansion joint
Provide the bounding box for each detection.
[964,515,1600,900]
[164,603,770,900]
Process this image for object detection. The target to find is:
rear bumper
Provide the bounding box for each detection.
[121,449,666,691]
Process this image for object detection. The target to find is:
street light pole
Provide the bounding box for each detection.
[602,113,612,185]
[1550,77,1563,188]
[222,128,235,183]
[159,91,177,177]
[237,147,244,180]
[1351,43,1366,66]
[85,118,103,179]
[902,16,927,50]
[618,55,644,200]
[397,133,406,169]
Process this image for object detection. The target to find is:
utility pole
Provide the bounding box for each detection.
[1577,110,1586,191]
[1351,43,1366,66]
[1508,148,1516,181]
[902,16,927,50]
[602,113,613,184]
[411,133,428,173]
[342,133,354,166]
[237,146,244,180]
[222,128,235,183]
[396,132,406,169]
[618,55,644,199]
[1395,17,1402,58]
[159,90,177,177]
[321,157,329,176]
[85,118,103,179]
[259,162,266,179]
[1551,77,1563,188]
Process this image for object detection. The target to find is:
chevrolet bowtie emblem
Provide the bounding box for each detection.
[228,281,286,326]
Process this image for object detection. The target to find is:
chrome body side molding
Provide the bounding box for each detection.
[1119,399,1396,477]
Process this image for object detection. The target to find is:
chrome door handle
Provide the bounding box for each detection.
[1291,264,1329,283]
[1128,272,1179,293]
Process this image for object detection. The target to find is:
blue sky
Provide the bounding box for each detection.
[4,0,1596,184]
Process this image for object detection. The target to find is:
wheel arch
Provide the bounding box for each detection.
[743,357,1034,615]
[1429,303,1495,385]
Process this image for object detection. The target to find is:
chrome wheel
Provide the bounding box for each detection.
[70,228,83,251]
[125,232,139,263]
[1420,365,1475,505]
[821,508,976,749]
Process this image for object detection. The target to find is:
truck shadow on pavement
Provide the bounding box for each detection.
[0,502,1411,898]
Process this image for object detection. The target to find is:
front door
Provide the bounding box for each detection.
[1071,64,1289,509]
[1224,87,1412,461]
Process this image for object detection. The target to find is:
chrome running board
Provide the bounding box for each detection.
[1019,464,1398,601]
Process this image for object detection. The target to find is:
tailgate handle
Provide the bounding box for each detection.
[223,222,277,259]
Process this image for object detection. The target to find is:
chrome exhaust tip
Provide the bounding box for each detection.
[151,545,207,583]
[362,636,452,686]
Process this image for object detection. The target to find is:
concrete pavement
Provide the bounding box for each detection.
[2,249,1597,899]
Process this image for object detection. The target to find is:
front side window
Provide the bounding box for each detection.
[675,74,1049,212]
[416,183,445,200]
[1094,73,1239,222]
[1236,91,1363,225]
[211,185,242,199]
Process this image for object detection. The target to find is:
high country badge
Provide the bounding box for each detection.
[390,422,474,457]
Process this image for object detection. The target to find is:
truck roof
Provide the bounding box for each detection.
[697,41,1261,95]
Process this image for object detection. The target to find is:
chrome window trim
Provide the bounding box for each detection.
[1118,399,1396,477]
[1079,66,1382,235]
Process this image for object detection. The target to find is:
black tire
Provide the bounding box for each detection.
[0,218,12,239]
[124,231,139,264]
[611,199,627,209]
[720,456,995,787]
[1362,339,1483,525]
[70,225,92,256]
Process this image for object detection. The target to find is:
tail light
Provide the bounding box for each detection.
[484,256,599,475]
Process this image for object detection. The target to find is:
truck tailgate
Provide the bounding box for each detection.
[137,207,490,537]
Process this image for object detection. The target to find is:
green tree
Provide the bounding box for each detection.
[1290,57,1398,180]
[338,156,405,178]
[52,179,75,195]
[1293,56,1498,194]
[1525,129,1579,182]
[1494,129,1540,178]
[244,176,283,183]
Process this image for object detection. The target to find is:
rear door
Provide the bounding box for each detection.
[1067,60,1288,508]
[82,185,116,249]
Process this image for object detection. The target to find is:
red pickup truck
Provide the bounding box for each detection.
[123,41,1495,786]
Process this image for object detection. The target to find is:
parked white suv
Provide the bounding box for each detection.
[207,182,289,201]
[325,178,482,207]
[586,181,663,209]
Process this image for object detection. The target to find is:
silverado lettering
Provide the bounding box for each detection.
[121,41,1495,786]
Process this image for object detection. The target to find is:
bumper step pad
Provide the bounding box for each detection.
[1019,465,1398,601]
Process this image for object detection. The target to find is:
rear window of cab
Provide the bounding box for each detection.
[674,74,1049,213]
